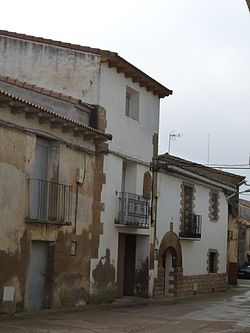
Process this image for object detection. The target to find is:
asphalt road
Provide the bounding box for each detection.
[0,281,250,333]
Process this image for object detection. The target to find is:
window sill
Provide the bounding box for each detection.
[26,218,71,226]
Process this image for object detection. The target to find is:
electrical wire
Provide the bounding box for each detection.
[0,118,101,155]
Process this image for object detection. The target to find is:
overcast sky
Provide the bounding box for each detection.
[1,0,250,184]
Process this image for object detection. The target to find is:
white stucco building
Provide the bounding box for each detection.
[153,154,244,297]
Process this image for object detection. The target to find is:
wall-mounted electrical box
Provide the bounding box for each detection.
[76,168,85,185]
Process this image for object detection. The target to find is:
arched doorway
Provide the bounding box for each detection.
[163,246,176,296]
[154,231,183,298]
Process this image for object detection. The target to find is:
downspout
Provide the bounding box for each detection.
[74,154,86,233]
[151,133,159,297]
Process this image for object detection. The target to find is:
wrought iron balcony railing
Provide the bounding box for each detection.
[27,179,72,225]
[179,213,202,239]
[115,192,150,229]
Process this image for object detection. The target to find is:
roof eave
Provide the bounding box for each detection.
[103,55,173,98]
[0,91,112,141]
[158,164,238,192]
[156,154,245,188]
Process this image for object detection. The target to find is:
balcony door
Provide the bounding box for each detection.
[30,138,49,219]
[121,161,137,194]
[183,184,194,233]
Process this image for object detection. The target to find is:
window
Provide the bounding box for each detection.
[125,86,139,121]
[28,137,72,224]
[125,94,130,117]
[121,160,137,194]
[183,184,194,220]
[209,190,219,221]
[179,184,201,238]
[208,250,218,273]
[70,241,77,256]
[30,138,49,220]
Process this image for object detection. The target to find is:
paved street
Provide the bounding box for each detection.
[0,282,250,333]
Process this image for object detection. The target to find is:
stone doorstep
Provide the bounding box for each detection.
[1,301,16,315]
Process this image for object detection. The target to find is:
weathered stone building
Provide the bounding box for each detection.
[0,75,111,311]
[238,199,250,265]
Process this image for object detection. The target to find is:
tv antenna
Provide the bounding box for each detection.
[168,131,182,153]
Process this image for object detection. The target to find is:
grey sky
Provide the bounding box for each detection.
[1,0,250,182]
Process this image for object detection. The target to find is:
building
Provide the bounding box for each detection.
[0,75,112,311]
[238,199,250,265]
[227,199,240,285]
[153,154,244,297]
[0,30,172,303]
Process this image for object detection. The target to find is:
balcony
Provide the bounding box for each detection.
[115,192,150,229]
[27,179,72,225]
[179,213,202,239]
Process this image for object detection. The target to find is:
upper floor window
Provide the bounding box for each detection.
[125,86,139,121]
[183,184,194,218]
[179,183,202,239]
[28,137,71,225]
[209,190,219,221]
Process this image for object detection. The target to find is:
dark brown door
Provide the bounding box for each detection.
[117,234,137,297]
[124,235,136,296]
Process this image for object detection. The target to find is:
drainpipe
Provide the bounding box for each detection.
[74,154,86,233]
[150,134,159,296]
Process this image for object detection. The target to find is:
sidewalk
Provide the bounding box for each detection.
[0,283,249,333]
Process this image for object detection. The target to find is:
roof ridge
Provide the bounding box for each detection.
[0,74,95,109]
[0,29,117,57]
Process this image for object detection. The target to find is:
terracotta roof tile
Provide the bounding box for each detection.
[32,86,42,93]
[0,89,112,140]
[40,88,52,95]
[23,82,34,90]
[50,91,60,99]
[157,153,245,188]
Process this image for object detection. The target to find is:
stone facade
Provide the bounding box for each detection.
[181,273,227,295]
[238,200,250,266]
[0,84,110,311]
[154,268,226,298]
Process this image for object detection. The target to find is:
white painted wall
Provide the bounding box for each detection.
[0,37,101,104]
[157,172,228,276]
[0,39,160,161]
[99,63,160,161]
[94,62,160,285]
[91,153,151,285]
[136,235,150,269]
